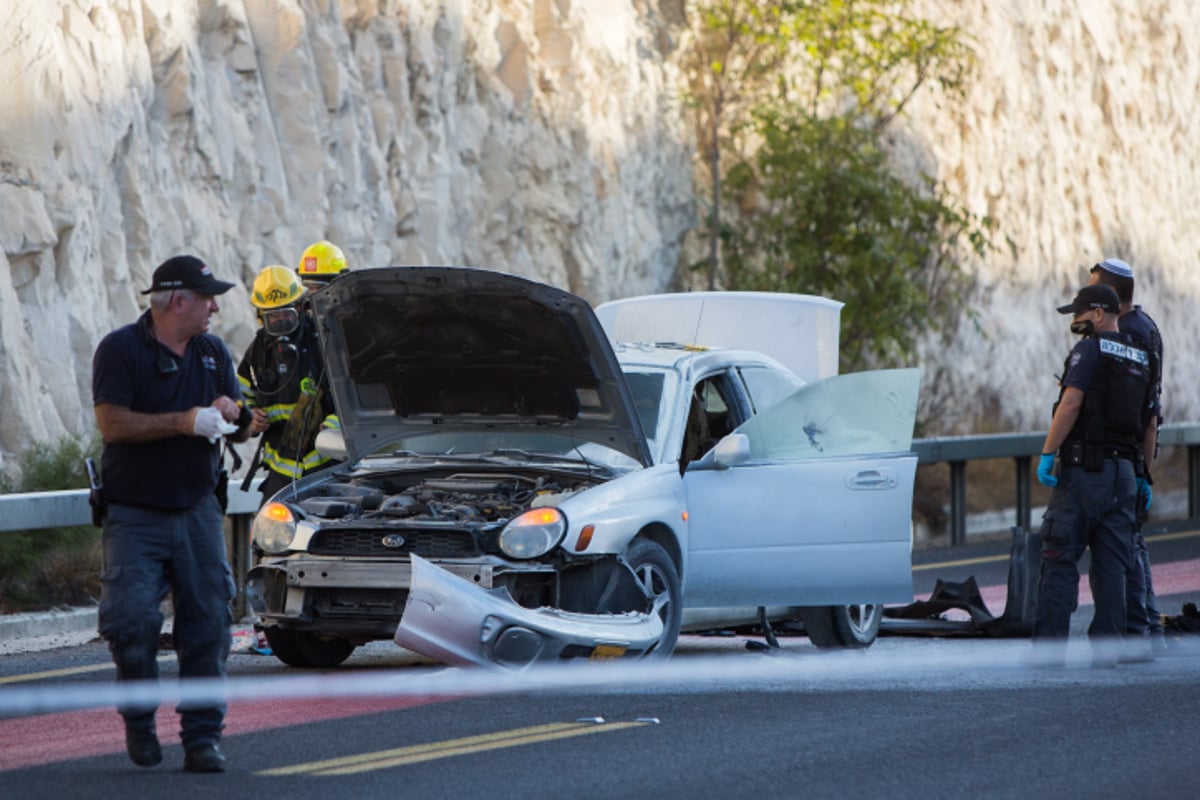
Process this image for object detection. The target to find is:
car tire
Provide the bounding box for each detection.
[263,627,357,668]
[803,604,882,649]
[625,539,683,658]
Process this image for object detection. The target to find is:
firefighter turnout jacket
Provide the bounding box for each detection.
[237,318,338,480]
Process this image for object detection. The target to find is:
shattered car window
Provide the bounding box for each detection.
[733,368,920,460]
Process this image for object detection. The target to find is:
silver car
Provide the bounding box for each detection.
[246,267,918,668]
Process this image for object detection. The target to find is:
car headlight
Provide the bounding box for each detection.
[253,502,297,554]
[500,507,567,559]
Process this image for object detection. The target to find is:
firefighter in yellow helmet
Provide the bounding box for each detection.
[237,265,340,505]
[295,240,348,290]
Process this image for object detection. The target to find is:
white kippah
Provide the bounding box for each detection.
[1096,258,1133,278]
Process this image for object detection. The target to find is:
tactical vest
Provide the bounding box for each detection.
[1061,331,1151,457]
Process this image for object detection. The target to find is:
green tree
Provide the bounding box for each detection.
[680,1,803,290]
[0,433,103,612]
[684,0,989,370]
[725,111,988,371]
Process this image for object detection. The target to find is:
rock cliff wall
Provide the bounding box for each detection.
[0,0,693,466]
[1,0,1198,468]
[905,0,1200,432]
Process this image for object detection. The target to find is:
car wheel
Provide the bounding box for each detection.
[263,627,357,668]
[624,539,682,658]
[803,604,882,649]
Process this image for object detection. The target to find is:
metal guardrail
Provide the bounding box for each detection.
[0,482,262,619]
[3,423,1199,605]
[913,422,1200,545]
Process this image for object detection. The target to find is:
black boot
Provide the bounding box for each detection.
[183,743,226,773]
[124,723,162,767]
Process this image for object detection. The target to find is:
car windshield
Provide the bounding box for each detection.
[621,368,674,462]
[362,431,641,472]
[733,368,920,459]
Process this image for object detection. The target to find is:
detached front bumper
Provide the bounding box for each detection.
[394,554,664,668]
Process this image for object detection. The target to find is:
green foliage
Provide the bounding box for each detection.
[725,109,990,371]
[0,433,103,613]
[784,0,973,124]
[684,0,990,372]
[681,1,806,289]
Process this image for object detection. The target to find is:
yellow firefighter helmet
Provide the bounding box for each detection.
[251,264,305,310]
[296,240,348,285]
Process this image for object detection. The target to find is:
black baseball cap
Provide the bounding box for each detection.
[140,255,235,296]
[1056,284,1120,315]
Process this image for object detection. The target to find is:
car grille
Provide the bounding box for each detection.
[306,528,481,558]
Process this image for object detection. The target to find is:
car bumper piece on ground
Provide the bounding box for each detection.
[394,554,664,668]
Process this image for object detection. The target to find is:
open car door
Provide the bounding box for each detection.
[682,369,920,607]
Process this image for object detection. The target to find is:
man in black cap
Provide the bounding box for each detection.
[91,254,251,772]
[1032,283,1154,666]
[1088,258,1166,655]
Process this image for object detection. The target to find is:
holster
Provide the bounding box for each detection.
[1135,485,1150,530]
[88,487,106,528]
[215,468,229,514]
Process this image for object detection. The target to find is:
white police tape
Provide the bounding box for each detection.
[3,638,1196,718]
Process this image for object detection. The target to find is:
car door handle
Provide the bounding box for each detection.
[846,469,897,490]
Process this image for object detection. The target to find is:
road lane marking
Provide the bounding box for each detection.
[258,721,648,777]
[913,554,1007,571]
[914,528,1198,572]
[308,722,648,777]
[0,654,174,686]
[1146,530,1200,545]
[0,696,445,772]
[258,722,583,775]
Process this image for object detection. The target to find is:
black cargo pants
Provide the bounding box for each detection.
[1033,456,1137,642]
[98,496,234,749]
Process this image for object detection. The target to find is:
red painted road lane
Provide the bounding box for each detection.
[0,695,447,772]
[4,557,1196,772]
[916,556,1200,618]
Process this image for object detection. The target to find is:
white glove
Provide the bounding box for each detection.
[192,406,230,443]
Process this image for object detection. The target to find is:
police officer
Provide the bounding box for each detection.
[238,265,339,504]
[1088,258,1165,654]
[1033,283,1154,666]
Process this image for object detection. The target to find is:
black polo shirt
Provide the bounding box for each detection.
[92,311,240,510]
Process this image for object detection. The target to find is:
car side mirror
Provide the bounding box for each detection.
[712,433,750,468]
[315,429,347,461]
[689,433,750,471]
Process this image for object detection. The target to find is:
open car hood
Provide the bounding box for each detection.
[309,267,652,466]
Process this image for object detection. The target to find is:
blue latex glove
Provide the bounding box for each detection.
[1037,453,1058,487]
[1137,477,1153,511]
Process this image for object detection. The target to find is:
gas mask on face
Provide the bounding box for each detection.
[1070,319,1095,337]
[261,306,301,338]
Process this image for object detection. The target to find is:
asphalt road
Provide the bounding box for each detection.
[2,531,1199,799]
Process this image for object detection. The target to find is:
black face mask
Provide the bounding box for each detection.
[1070,319,1095,337]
